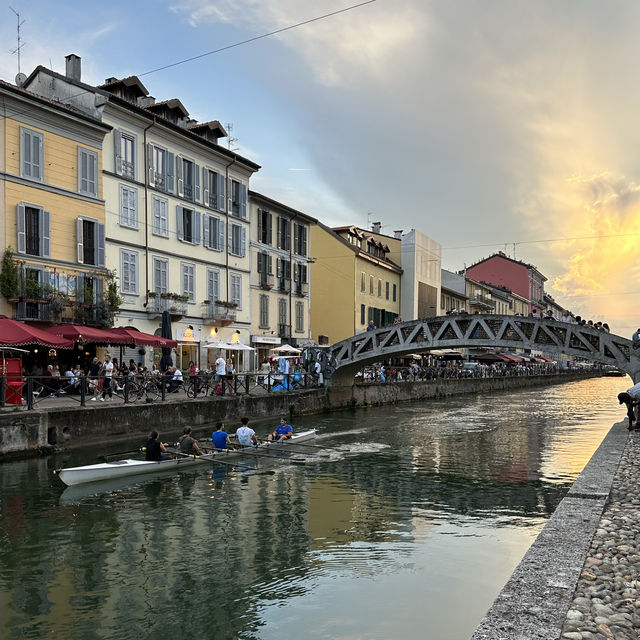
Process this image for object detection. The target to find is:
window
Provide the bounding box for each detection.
[153,258,168,294]
[386,281,389,300]
[204,169,225,210]
[204,214,224,251]
[277,258,291,291]
[369,276,374,295]
[393,283,397,302]
[76,217,105,266]
[229,223,246,257]
[119,185,138,228]
[176,206,201,244]
[148,145,174,193]
[75,274,103,305]
[259,294,269,328]
[361,304,366,325]
[278,298,287,326]
[360,272,366,293]
[230,273,242,309]
[115,130,136,179]
[295,301,304,332]
[207,269,220,303]
[181,263,195,302]
[20,127,43,181]
[257,252,273,287]
[78,148,98,196]
[16,203,49,257]
[152,196,169,237]
[258,209,273,245]
[229,178,247,218]
[120,250,138,294]
[293,223,307,256]
[294,263,307,296]
[378,279,382,297]
[277,217,291,250]
[177,157,200,201]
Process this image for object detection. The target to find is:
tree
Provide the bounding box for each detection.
[0,248,19,300]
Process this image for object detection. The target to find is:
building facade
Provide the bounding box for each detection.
[440,269,468,314]
[24,56,260,370]
[249,191,314,362]
[0,79,111,328]
[310,224,402,344]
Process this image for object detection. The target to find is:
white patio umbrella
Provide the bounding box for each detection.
[206,341,255,351]
[270,344,301,354]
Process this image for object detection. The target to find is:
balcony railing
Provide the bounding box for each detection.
[278,323,291,338]
[260,274,275,290]
[294,282,308,297]
[278,278,291,293]
[147,297,188,318]
[201,303,236,327]
[15,301,50,322]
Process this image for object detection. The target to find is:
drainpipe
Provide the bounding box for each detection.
[142,117,156,308]
[288,213,298,342]
[223,156,236,305]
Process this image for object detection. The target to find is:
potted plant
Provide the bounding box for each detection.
[22,277,42,301]
[48,290,69,322]
[0,248,19,302]
[203,299,211,305]
[148,291,158,299]
[138,347,146,356]
[178,294,190,302]
[105,270,123,310]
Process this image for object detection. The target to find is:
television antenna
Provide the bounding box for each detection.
[225,122,239,152]
[9,7,26,78]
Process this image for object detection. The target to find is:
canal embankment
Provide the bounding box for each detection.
[471,419,636,640]
[0,371,601,459]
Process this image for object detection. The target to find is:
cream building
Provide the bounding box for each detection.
[248,191,314,363]
[24,55,260,370]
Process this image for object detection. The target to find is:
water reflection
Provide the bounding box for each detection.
[0,377,628,639]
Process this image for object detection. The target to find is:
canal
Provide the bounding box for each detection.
[0,376,629,639]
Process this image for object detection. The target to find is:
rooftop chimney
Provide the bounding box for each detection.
[394,229,403,240]
[371,221,381,234]
[65,54,81,82]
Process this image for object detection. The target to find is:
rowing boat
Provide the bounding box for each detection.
[56,429,317,486]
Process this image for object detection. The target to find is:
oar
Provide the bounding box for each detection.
[265,440,331,451]
[96,449,143,461]
[220,446,307,465]
[167,449,255,471]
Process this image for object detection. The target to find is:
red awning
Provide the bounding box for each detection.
[534,355,555,362]
[0,316,74,349]
[111,327,177,348]
[45,324,133,345]
[498,353,524,363]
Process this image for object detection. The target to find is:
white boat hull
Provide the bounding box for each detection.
[56,430,317,486]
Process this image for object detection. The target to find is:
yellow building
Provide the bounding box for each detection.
[0,79,111,325]
[310,223,402,344]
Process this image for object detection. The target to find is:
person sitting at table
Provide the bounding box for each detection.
[167,366,183,392]
[63,367,77,393]
[267,416,294,441]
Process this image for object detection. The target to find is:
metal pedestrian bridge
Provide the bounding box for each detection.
[315,315,639,385]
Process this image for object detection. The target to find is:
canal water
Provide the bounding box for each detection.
[0,377,629,639]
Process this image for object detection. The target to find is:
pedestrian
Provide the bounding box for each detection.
[215,352,226,381]
[100,354,114,401]
[366,320,376,331]
[632,328,640,349]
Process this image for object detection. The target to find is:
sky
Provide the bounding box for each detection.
[1,0,640,335]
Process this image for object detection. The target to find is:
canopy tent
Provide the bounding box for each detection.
[0,316,74,349]
[45,324,132,345]
[430,349,464,360]
[111,327,177,348]
[270,344,301,354]
[206,341,255,351]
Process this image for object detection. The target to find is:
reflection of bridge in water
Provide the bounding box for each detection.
[318,315,640,385]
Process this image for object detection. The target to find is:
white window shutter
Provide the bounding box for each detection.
[228,222,233,253]
[194,163,201,202]
[241,226,246,257]
[194,211,201,245]
[96,223,105,267]
[203,167,209,206]
[114,130,122,175]
[176,206,184,240]
[177,157,184,197]
[76,218,84,263]
[218,174,225,211]
[147,144,155,186]
[240,183,247,219]
[16,203,26,254]
[203,214,210,248]
[228,177,232,213]
[218,220,225,251]
[166,152,175,192]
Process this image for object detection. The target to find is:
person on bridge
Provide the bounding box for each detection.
[367,320,376,331]
[632,328,640,350]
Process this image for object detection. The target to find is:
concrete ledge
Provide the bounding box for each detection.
[470,421,629,640]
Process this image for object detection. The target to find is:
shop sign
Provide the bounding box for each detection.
[177,328,201,342]
[251,335,281,345]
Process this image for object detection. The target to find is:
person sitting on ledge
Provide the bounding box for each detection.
[618,381,640,430]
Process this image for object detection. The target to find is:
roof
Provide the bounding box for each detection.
[0,79,112,132]
[188,120,227,137]
[23,66,260,172]
[145,98,189,118]
[98,76,149,95]
[466,251,547,281]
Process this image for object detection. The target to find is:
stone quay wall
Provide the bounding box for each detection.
[0,371,597,459]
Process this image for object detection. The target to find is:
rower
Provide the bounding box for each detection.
[145,430,169,461]
[236,417,259,447]
[211,422,231,450]
[179,426,203,455]
[267,416,294,442]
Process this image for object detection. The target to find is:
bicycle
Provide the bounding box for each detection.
[186,374,211,398]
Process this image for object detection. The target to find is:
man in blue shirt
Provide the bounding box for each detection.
[268,416,293,441]
[211,422,231,450]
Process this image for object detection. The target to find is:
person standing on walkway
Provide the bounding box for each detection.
[100,355,114,401]
[215,352,226,381]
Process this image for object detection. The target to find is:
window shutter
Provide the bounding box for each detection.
[277,217,281,249]
[147,144,155,186]
[203,214,210,248]
[257,253,263,273]
[286,221,291,250]
[21,129,31,177]
[94,277,104,303]
[267,213,272,244]
[294,224,299,254]
[76,275,85,302]
[228,177,232,213]
[131,190,138,227]
[41,210,50,258]
[218,219,225,251]
[119,187,127,226]
[276,258,282,278]
[302,227,307,256]
[194,163,201,202]
[78,147,86,192]
[16,203,26,254]
[166,152,175,192]
[203,168,209,206]
[228,222,233,253]
[268,255,273,274]
[76,218,84,263]
[241,226,246,257]
[114,130,122,175]
[257,210,263,242]
[240,183,247,219]
[96,223,105,267]
[194,211,201,245]
[293,264,298,282]
[176,157,184,197]
[176,206,184,240]
[218,173,225,211]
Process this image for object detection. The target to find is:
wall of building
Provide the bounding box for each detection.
[466,255,530,301]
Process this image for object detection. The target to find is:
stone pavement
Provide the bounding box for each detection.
[559,429,640,640]
[472,421,635,640]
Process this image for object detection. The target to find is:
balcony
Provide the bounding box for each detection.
[278,323,291,339]
[278,278,291,293]
[15,300,50,322]
[201,302,237,327]
[260,273,275,290]
[147,296,188,320]
[294,282,308,297]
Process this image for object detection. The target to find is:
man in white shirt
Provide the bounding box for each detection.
[215,353,226,380]
[236,416,259,446]
[100,354,114,401]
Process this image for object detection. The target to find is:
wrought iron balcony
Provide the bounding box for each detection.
[260,273,274,290]
[201,302,236,327]
[278,323,291,338]
[278,278,291,293]
[15,300,50,322]
[294,282,308,297]
[147,296,188,319]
